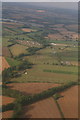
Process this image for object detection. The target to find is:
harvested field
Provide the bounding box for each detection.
[2,110,13,118]
[7,83,60,95]
[0,56,10,71]
[21,97,61,118]
[2,47,11,57]
[58,86,78,118]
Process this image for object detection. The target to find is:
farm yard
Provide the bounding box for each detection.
[2,2,78,119]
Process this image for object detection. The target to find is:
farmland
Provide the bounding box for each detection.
[7,83,60,95]
[21,97,61,118]
[2,2,78,119]
[9,44,28,56]
[58,86,78,118]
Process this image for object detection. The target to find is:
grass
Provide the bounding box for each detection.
[6,57,21,67]
[43,69,78,75]
[10,64,78,83]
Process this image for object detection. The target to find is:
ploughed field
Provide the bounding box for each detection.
[1,96,15,118]
[21,97,61,118]
[58,85,78,118]
[0,57,10,71]
[2,111,13,118]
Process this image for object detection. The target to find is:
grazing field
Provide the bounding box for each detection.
[10,44,28,56]
[7,83,60,95]
[58,86,78,118]
[21,97,61,118]
[1,57,10,71]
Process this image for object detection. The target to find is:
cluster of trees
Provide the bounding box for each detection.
[27,47,42,55]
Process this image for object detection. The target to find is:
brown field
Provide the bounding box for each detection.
[22,28,36,32]
[0,56,10,71]
[1,96,15,106]
[2,110,13,118]
[52,27,78,40]
[36,10,45,13]
[48,33,64,40]
[2,57,10,71]
[7,83,60,95]
[58,86,78,118]
[21,97,61,118]
[2,47,11,57]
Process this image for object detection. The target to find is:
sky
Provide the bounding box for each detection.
[1,0,79,2]
[1,0,78,10]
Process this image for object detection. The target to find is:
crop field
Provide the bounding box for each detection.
[10,44,28,56]
[21,97,61,118]
[58,86,78,118]
[7,83,60,95]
